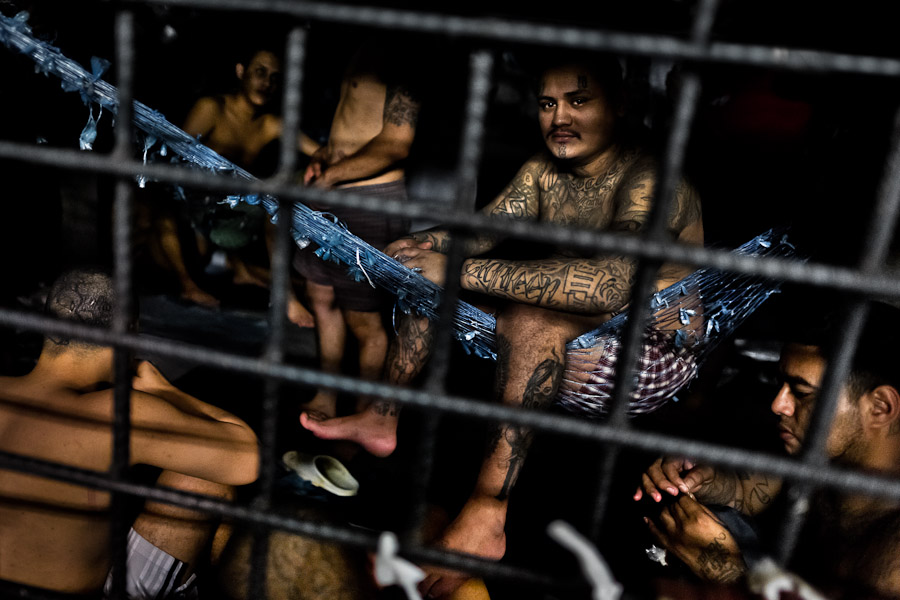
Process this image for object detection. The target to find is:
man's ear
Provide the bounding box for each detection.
[863,385,900,432]
[235,63,245,80]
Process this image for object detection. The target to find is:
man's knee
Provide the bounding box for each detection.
[496,304,564,343]
[144,471,234,522]
[307,282,337,312]
[496,303,597,347]
[343,310,386,344]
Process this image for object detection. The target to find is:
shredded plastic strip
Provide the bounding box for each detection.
[374,531,426,600]
[547,520,622,600]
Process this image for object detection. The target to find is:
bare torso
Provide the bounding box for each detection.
[0,376,116,593]
[186,95,282,171]
[534,147,703,319]
[323,53,404,188]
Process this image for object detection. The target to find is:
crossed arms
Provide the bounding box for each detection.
[392,153,702,315]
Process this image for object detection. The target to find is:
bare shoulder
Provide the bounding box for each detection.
[523,152,561,192]
[871,517,900,595]
[616,149,702,240]
[188,96,223,117]
[486,153,549,220]
[183,96,224,136]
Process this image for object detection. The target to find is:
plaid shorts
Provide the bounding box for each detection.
[103,528,198,599]
[556,329,698,417]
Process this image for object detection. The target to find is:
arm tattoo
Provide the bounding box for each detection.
[491,347,564,501]
[695,533,744,583]
[383,84,421,127]
[411,230,452,253]
[735,471,776,516]
[694,468,738,507]
[694,469,775,516]
[462,256,633,314]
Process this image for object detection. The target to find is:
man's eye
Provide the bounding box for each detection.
[572,97,587,106]
[791,387,815,401]
[539,101,555,110]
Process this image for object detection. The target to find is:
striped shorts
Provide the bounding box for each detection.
[103,528,198,599]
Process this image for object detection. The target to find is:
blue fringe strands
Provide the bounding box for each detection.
[1,12,802,415]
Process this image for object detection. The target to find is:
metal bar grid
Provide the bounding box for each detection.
[1,0,900,598]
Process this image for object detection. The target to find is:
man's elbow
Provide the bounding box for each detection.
[228,444,260,486]
[381,137,413,164]
[228,428,260,486]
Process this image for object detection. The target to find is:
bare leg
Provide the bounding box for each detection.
[343,309,388,382]
[303,282,346,420]
[155,213,219,307]
[264,221,315,328]
[229,254,269,288]
[132,470,234,584]
[300,311,434,457]
[286,283,315,329]
[420,304,596,599]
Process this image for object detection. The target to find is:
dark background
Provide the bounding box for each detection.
[2,1,900,598]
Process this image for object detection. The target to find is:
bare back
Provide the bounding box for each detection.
[0,357,258,594]
[0,377,116,593]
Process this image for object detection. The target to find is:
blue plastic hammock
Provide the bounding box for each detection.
[1,12,801,415]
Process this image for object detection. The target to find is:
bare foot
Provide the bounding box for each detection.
[299,405,398,458]
[231,258,269,289]
[419,497,507,598]
[181,284,220,308]
[303,390,338,421]
[287,297,315,328]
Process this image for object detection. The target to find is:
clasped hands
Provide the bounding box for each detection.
[636,457,745,584]
[384,237,449,287]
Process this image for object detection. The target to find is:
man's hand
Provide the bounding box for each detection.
[384,236,433,259]
[303,146,329,186]
[419,497,506,599]
[634,456,716,502]
[392,247,448,286]
[132,360,174,396]
[646,495,745,584]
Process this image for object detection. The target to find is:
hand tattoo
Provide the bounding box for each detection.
[696,533,743,583]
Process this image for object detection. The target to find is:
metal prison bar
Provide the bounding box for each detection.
[0,1,900,599]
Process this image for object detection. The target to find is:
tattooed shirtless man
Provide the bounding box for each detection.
[295,36,420,424]
[301,55,703,597]
[636,302,900,598]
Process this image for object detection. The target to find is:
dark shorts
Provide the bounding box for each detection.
[293,180,410,313]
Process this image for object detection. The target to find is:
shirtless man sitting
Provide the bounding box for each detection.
[294,36,420,424]
[0,267,259,597]
[301,54,703,597]
[636,302,900,598]
[152,44,317,328]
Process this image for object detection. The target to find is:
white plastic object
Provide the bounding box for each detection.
[281,451,360,497]
[547,520,622,600]
[374,531,425,600]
